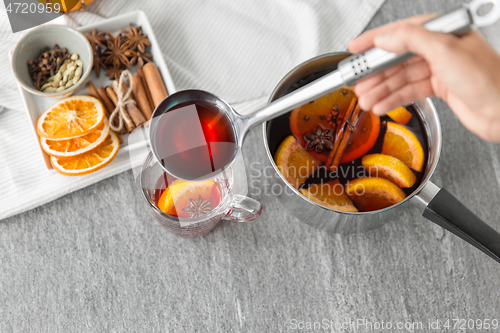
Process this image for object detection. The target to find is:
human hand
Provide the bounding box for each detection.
[348,15,500,141]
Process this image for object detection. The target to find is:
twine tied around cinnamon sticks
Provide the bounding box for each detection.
[109,70,136,133]
[85,63,169,135]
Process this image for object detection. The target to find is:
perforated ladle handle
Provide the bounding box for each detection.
[337,0,499,86]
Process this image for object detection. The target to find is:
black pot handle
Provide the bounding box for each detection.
[413,181,500,264]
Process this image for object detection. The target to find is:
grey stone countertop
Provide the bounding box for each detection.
[1,0,500,331]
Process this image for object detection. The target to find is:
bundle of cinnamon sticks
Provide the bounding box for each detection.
[86,62,169,135]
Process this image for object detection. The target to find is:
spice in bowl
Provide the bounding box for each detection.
[27,44,83,93]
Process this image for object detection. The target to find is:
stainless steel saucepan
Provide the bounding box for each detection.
[262,52,500,264]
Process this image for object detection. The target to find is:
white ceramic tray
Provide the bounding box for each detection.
[14,10,176,171]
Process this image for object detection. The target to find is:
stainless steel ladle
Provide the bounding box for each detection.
[149,0,500,182]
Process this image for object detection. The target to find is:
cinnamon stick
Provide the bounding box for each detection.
[326,98,362,171]
[142,63,168,107]
[128,104,146,127]
[137,67,155,111]
[93,86,123,143]
[114,80,146,127]
[85,81,108,115]
[106,86,135,133]
[327,127,351,171]
[132,74,153,119]
[86,81,123,143]
[97,87,115,118]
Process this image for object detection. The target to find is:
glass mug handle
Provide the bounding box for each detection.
[223,194,263,222]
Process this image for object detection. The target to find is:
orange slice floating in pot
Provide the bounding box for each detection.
[381,122,424,172]
[362,153,416,188]
[37,95,105,140]
[274,135,321,189]
[290,88,356,146]
[300,179,358,212]
[387,106,412,125]
[345,177,406,212]
[340,111,380,163]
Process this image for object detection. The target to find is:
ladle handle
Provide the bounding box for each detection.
[413,182,500,264]
[337,5,476,86]
[240,1,498,132]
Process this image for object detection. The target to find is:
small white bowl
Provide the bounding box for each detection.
[11,24,93,98]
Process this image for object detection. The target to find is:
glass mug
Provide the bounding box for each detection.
[140,152,262,237]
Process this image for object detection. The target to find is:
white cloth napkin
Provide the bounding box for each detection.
[0,0,385,220]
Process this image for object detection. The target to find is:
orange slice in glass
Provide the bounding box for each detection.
[340,111,380,163]
[381,122,425,172]
[274,135,321,189]
[37,95,105,140]
[290,88,356,146]
[346,177,406,211]
[40,118,110,158]
[158,179,215,218]
[387,106,412,125]
[300,180,358,212]
[362,153,417,188]
[50,131,119,176]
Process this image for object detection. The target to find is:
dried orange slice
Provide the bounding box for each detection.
[37,95,105,140]
[381,122,425,172]
[50,131,119,176]
[300,180,357,212]
[40,118,110,158]
[340,111,380,163]
[158,179,216,218]
[290,88,356,146]
[44,0,96,12]
[387,106,412,125]
[274,135,321,189]
[362,154,417,188]
[346,177,406,211]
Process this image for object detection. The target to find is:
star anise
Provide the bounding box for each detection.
[326,110,339,128]
[305,126,333,153]
[182,195,213,218]
[105,64,124,80]
[128,51,153,68]
[92,47,108,78]
[121,24,152,53]
[104,33,134,68]
[84,29,108,52]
